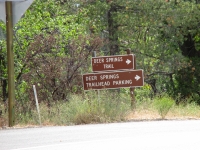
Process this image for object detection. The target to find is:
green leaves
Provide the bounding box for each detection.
[1,0,200,104]
[154,95,174,119]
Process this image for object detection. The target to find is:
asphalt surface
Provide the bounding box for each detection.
[1,120,200,150]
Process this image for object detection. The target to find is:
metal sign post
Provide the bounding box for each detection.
[0,0,34,127]
[6,1,15,127]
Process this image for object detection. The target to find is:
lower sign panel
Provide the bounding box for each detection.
[82,70,144,90]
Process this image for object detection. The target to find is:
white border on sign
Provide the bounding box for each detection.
[91,54,135,72]
[82,69,144,91]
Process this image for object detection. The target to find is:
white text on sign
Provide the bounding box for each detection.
[85,73,134,88]
[93,57,123,64]
[93,57,123,69]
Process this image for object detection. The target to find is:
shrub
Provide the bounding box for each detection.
[65,91,130,125]
[154,96,174,119]
[166,57,200,104]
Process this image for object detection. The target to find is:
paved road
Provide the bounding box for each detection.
[1,120,200,150]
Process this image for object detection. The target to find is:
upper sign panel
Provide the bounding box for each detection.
[92,54,135,72]
[0,0,34,25]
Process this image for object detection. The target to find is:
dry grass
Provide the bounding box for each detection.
[126,103,200,121]
[0,117,7,127]
[1,94,200,128]
[126,110,160,121]
[126,110,200,121]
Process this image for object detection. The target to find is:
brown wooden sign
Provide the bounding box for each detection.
[92,54,135,72]
[82,69,144,90]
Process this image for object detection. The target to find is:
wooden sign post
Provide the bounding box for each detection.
[127,49,136,109]
[83,50,144,109]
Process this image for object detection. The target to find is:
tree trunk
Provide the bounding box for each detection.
[107,3,119,55]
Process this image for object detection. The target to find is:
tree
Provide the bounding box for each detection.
[1,0,200,106]
[0,0,104,110]
[79,0,200,102]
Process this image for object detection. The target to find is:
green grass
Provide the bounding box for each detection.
[11,90,131,126]
[1,90,200,127]
[169,102,200,119]
[133,95,200,120]
[153,95,175,119]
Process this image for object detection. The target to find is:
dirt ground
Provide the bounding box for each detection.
[126,110,200,121]
[1,110,200,129]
